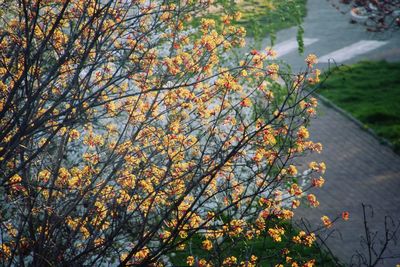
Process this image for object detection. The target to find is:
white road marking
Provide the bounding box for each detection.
[274,38,319,58]
[319,40,388,63]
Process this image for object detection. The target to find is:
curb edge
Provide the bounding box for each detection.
[311,92,395,151]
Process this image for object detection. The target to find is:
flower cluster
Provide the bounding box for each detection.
[0,0,328,265]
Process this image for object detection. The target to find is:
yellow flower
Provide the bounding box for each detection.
[307,194,319,207]
[69,129,80,140]
[223,256,237,266]
[292,199,300,209]
[187,256,195,266]
[312,177,325,187]
[309,161,326,173]
[321,215,332,228]
[240,97,251,107]
[268,226,285,242]
[287,165,298,176]
[297,126,309,139]
[202,239,213,251]
[10,174,22,184]
[303,259,316,267]
[234,11,242,21]
[304,233,316,247]
[38,170,51,183]
[134,247,150,261]
[267,63,279,80]
[201,18,216,31]
[305,54,318,67]
[0,80,7,92]
[199,259,209,267]
[0,244,11,259]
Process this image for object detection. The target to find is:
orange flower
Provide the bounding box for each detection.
[69,129,80,140]
[342,211,350,221]
[240,97,251,107]
[202,239,213,251]
[305,54,318,67]
[312,177,325,187]
[297,126,309,139]
[292,199,300,209]
[303,259,316,267]
[307,194,319,207]
[321,216,332,228]
[287,165,298,176]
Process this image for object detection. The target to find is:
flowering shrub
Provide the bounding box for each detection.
[0,0,327,266]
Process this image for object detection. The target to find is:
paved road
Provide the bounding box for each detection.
[255,0,400,265]
[259,0,400,71]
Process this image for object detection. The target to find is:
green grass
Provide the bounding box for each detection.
[319,61,400,152]
[193,0,307,39]
[235,0,307,38]
[169,219,339,266]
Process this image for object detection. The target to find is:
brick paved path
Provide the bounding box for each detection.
[257,0,400,265]
[296,104,400,266]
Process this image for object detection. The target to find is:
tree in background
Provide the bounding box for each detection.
[193,0,307,51]
[0,0,326,266]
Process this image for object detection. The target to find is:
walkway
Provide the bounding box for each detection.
[297,104,400,266]
[257,0,400,265]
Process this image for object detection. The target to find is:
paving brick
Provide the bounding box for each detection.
[296,104,400,266]
[260,0,400,264]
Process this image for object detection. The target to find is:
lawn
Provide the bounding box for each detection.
[319,61,400,152]
[235,0,307,38]
[193,0,307,39]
